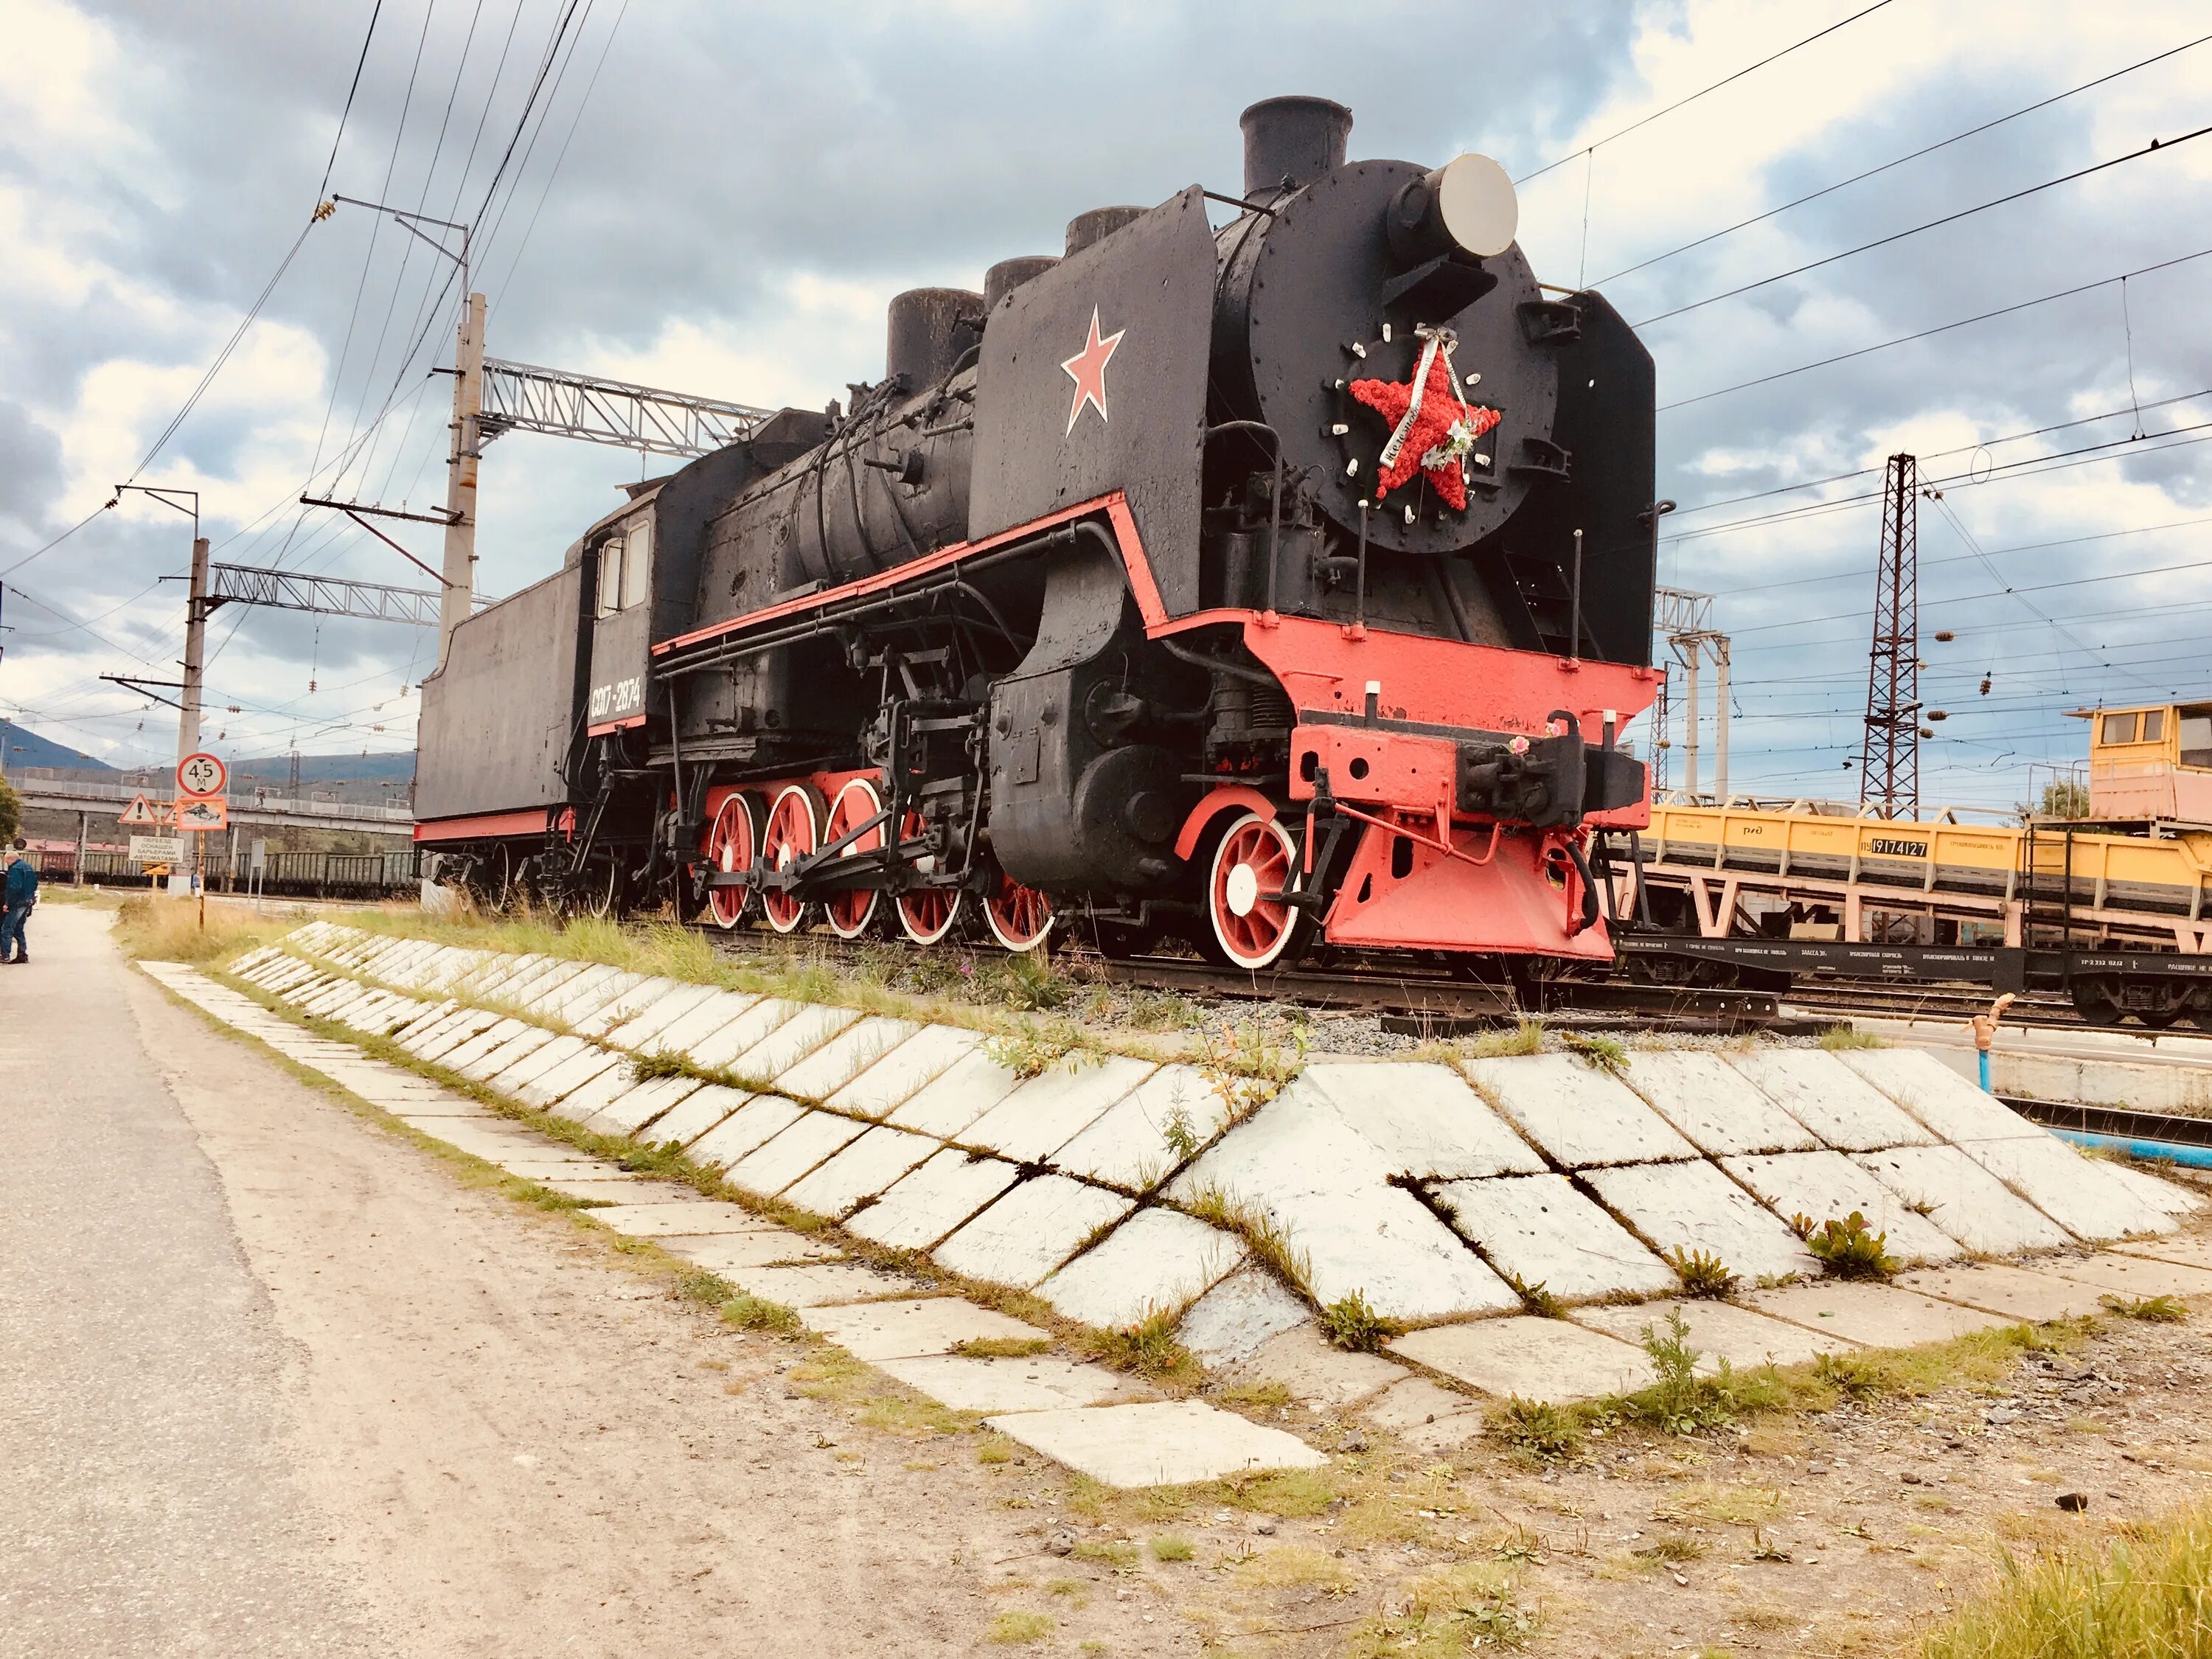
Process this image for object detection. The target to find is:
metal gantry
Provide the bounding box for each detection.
[1860,453,1920,819]
[206,563,445,627]
[1654,585,1731,800]
[477,358,779,459]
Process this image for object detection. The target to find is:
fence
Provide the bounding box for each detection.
[31,846,422,900]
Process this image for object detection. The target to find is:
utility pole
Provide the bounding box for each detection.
[1655,587,1729,801]
[441,290,485,656]
[1860,453,1919,819]
[111,484,203,894]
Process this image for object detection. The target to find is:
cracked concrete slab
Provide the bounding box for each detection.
[1624,1051,1822,1156]
[628,1083,750,1149]
[1035,1207,1247,1329]
[878,1356,1133,1415]
[722,1110,869,1197]
[779,1124,942,1218]
[825,1023,981,1120]
[1728,1050,1938,1152]
[803,1296,1051,1362]
[886,1046,1026,1138]
[1462,1054,1699,1169]
[845,1149,1023,1251]
[1390,1316,1655,1405]
[984,1400,1324,1487]
[1175,1267,1312,1368]
[1050,1065,1231,1192]
[1574,1296,1859,1372]
[1719,1150,1964,1265]
[685,1096,809,1173]
[960,1055,1155,1166]
[1431,1173,1679,1302]
[1580,1160,1820,1284]
[931,1175,1134,1289]
[1854,1144,2076,1255]
[1743,1279,2020,1347]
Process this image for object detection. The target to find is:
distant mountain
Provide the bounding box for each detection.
[232,751,417,786]
[0,720,114,773]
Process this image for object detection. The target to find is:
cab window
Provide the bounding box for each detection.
[2181,708,2212,769]
[596,536,625,619]
[2140,709,2166,742]
[621,518,653,611]
[2101,712,2138,745]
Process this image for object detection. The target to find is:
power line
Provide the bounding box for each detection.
[1515,1,1896,186]
[1660,243,2212,411]
[1633,122,2212,328]
[1598,31,2212,285]
[317,0,386,200]
[1719,509,2212,597]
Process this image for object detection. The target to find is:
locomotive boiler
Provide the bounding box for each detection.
[414,95,1663,971]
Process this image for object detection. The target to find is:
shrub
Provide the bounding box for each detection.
[1562,1032,1629,1077]
[1318,1290,1396,1352]
[1508,1273,1567,1318]
[1802,1211,1899,1279]
[1488,1396,1584,1461]
[1082,1311,1197,1381]
[719,1294,800,1335]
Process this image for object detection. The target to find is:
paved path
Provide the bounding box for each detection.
[0,908,1190,1656]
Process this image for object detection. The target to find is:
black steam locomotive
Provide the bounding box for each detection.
[415,97,1663,970]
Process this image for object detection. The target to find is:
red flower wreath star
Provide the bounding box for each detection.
[1351,349,1501,512]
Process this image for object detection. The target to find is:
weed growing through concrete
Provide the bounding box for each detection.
[1508,1273,1568,1318]
[1818,1024,1885,1049]
[1160,1103,1201,1161]
[1318,1290,1396,1352]
[1180,1181,1313,1296]
[949,1336,1054,1358]
[1667,1247,1739,1299]
[983,1027,1086,1079]
[1799,1211,1899,1279]
[2098,1293,2187,1323]
[1464,1016,1547,1059]
[720,1293,801,1335]
[1488,1397,1585,1461]
[1082,1312,1198,1382]
[1562,1031,1629,1077]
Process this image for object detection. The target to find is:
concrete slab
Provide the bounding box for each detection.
[587,1200,766,1238]
[448,1138,602,1168]
[658,1231,844,1271]
[779,1124,942,1218]
[1225,1323,1402,1408]
[498,1159,630,1184]
[960,1054,1155,1166]
[1624,1051,1823,1155]
[1720,1150,1964,1265]
[497,957,589,1009]
[413,1122,565,1165]
[535,963,628,1021]
[414,1010,509,1066]
[1955,1133,2174,1242]
[1360,1377,1486,1453]
[1462,1054,1699,1169]
[1391,1316,1656,1405]
[1896,1262,2112,1323]
[1175,1267,1312,1367]
[453,1024,558,1083]
[718,1262,918,1308]
[879,1355,1132,1415]
[726,1003,864,1088]
[723,1110,870,1198]
[1051,1065,1232,1192]
[546,1056,649,1125]
[2102,1162,2204,1220]
[1854,1144,2077,1255]
[932,1175,1134,1288]
[495,1034,597,1099]
[885,1044,1026,1138]
[804,1296,1051,1362]
[630,1083,750,1149]
[1728,1049,1938,1152]
[633,990,762,1062]
[1167,1084,1517,1323]
[1036,1207,1246,1329]
[583,1075,700,1138]
[540,1178,653,1203]
[685,998,803,1072]
[391,1004,478,1055]
[599,981,723,1051]
[438,1017,535,1074]
[826,1023,980,1119]
[1432,1173,1680,1302]
[686,1095,809,1172]
[572,975,681,1039]
[1742,1280,2019,1347]
[1307,1060,1548,1178]
[846,1148,1023,1251]
[1580,1161,1820,1285]
[2048,1250,2212,1299]
[776,1018,923,1103]
[1840,1048,2048,1144]
[2117,1232,2212,1271]
[1575,1297,1859,1373]
[985,1400,1324,1487]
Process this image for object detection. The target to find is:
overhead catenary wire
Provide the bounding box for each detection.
[1632,122,2212,328]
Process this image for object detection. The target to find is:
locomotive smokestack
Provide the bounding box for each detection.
[1240,95,1352,201]
[886,288,985,389]
[984,255,1060,311]
[1063,207,1145,257]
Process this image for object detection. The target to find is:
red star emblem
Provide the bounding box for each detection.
[1351,350,1502,512]
[1060,305,1124,434]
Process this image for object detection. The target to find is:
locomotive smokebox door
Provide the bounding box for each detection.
[969,184,1216,618]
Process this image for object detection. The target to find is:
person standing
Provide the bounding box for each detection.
[2,838,37,964]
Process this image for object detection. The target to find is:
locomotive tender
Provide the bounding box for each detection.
[415,96,1663,970]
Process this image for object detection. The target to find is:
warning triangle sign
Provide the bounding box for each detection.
[118,793,163,827]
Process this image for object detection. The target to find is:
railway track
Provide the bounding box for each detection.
[1780,982,2087,1031]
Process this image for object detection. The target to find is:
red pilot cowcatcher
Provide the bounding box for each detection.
[1350,325,1501,511]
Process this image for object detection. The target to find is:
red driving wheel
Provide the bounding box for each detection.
[1207,811,1301,970]
[984,866,1054,953]
[759,783,823,934]
[894,809,963,945]
[703,793,759,931]
[822,778,885,939]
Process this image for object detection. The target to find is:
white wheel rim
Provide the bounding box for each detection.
[762,785,818,934]
[824,779,883,939]
[1225,863,1260,918]
[1209,813,1298,970]
[707,796,754,931]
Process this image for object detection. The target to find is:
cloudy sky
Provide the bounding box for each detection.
[1,0,2207,813]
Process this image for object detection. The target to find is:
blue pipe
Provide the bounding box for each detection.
[2042,1126,2212,1170]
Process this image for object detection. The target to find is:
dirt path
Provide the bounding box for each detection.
[6,906,1188,1656]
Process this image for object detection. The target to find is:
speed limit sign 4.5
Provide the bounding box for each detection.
[178,751,227,800]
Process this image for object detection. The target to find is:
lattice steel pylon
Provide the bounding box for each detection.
[1859,453,1919,818]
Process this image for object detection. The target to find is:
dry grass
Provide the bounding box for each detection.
[1921,1500,2212,1658]
[114,894,299,964]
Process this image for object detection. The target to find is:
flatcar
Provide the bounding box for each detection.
[414,96,1663,973]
